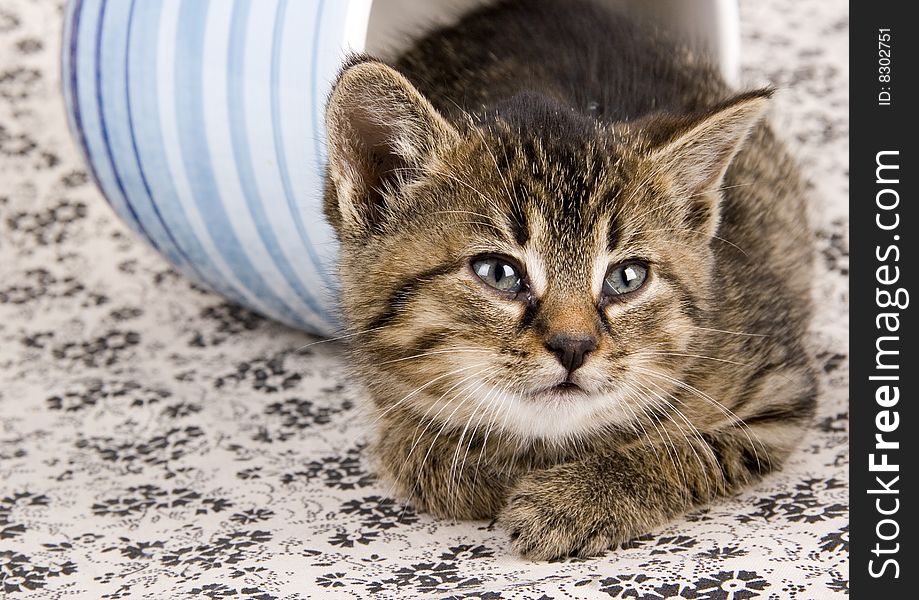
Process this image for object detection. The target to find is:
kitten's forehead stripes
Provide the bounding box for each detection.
[606,213,622,253]
[508,199,529,246]
[483,129,631,304]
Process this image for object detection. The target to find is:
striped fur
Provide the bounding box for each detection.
[323,0,816,559]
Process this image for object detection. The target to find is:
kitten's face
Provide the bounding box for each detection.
[325,60,767,443]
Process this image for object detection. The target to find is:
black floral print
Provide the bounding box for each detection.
[281,445,375,489]
[1,493,47,541]
[47,379,171,412]
[328,528,380,548]
[440,544,495,561]
[92,485,232,518]
[216,355,302,393]
[6,199,87,245]
[189,303,267,347]
[819,526,849,555]
[651,582,700,599]
[622,535,698,554]
[693,570,769,600]
[0,550,75,594]
[52,330,141,368]
[339,495,419,530]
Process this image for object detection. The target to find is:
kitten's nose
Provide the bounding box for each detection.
[545,333,597,375]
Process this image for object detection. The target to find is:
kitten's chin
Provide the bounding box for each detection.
[473,382,638,443]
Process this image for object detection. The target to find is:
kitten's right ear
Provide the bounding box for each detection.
[324,57,459,237]
[644,89,771,235]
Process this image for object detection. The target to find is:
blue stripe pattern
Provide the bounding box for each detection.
[62,0,351,336]
[272,0,337,292]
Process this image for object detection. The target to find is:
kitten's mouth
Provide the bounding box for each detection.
[555,382,581,392]
[532,381,588,398]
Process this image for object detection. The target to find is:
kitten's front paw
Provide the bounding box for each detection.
[499,470,629,560]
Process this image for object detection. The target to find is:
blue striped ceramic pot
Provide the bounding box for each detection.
[61,0,375,335]
[62,0,739,337]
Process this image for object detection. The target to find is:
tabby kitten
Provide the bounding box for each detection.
[323,0,816,560]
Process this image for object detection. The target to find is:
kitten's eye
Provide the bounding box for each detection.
[471,256,524,294]
[603,262,648,297]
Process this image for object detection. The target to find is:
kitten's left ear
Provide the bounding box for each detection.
[648,89,772,233]
[324,57,460,238]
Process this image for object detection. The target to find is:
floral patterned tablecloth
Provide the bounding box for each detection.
[0,0,848,597]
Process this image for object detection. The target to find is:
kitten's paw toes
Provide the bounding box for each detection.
[499,486,618,560]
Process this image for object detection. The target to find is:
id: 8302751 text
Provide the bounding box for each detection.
[877,28,892,106]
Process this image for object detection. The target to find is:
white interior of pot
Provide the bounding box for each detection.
[362,0,740,85]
